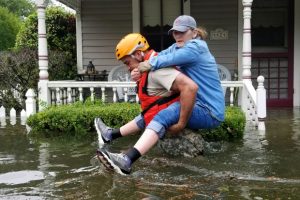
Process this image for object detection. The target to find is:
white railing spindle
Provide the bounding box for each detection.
[230,87,234,106]
[56,88,61,105]
[79,87,83,102]
[101,87,105,102]
[124,88,128,102]
[90,87,94,102]
[67,88,72,104]
[112,87,117,103]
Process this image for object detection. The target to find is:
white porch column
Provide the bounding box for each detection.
[242,0,253,81]
[76,2,83,73]
[241,0,253,113]
[294,1,300,106]
[37,0,50,110]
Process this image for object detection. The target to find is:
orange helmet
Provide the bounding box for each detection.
[115,33,150,60]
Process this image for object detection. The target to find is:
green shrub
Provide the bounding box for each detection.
[27,101,141,139]
[200,106,246,141]
[27,103,245,141]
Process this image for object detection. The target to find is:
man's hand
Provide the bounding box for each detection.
[131,68,141,81]
[138,60,152,72]
[167,122,185,135]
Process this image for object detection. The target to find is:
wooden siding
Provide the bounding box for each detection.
[81,0,132,72]
[191,0,238,76]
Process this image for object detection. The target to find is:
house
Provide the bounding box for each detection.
[34,0,300,130]
[38,0,297,108]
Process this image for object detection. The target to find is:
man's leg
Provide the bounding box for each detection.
[96,104,181,175]
[95,114,145,146]
[133,129,159,155]
[96,128,159,175]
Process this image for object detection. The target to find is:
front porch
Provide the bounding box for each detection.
[30,0,267,131]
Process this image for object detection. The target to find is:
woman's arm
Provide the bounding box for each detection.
[149,41,201,71]
[168,73,198,133]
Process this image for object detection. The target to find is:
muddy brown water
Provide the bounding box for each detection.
[0,108,300,199]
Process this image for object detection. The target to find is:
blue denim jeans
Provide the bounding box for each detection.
[135,101,222,139]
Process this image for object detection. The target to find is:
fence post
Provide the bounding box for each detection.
[20,109,27,125]
[10,108,16,125]
[0,106,5,118]
[256,76,266,131]
[26,89,37,117]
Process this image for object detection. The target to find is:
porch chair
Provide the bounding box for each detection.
[217,64,231,96]
[108,65,136,102]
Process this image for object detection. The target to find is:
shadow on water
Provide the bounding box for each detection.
[0,108,300,199]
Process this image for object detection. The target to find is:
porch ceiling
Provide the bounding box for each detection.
[56,0,81,11]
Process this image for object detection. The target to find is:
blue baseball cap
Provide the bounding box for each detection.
[168,15,197,34]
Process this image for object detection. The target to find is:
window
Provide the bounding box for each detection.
[141,0,183,51]
[252,0,289,52]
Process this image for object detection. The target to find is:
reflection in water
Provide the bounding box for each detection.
[0,170,44,185]
[292,108,300,150]
[0,117,6,128]
[37,143,56,197]
[0,108,300,199]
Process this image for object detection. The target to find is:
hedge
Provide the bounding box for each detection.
[27,101,245,141]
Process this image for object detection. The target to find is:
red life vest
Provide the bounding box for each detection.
[137,50,179,125]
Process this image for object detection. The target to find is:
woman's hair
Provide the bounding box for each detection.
[193,26,208,40]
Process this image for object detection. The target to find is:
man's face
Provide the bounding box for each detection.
[121,51,143,72]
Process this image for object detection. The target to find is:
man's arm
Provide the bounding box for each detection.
[169,73,198,133]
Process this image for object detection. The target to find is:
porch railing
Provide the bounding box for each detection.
[15,76,265,130]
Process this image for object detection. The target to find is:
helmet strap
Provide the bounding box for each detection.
[130,51,144,62]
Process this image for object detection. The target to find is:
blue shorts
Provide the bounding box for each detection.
[135,102,222,139]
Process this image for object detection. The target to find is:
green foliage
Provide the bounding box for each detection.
[27,102,245,141]
[0,6,21,51]
[48,50,77,80]
[0,48,38,110]
[0,48,77,110]
[15,6,77,80]
[200,106,246,141]
[15,6,76,56]
[0,0,35,18]
[27,101,141,140]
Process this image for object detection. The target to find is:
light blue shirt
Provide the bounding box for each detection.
[149,39,225,121]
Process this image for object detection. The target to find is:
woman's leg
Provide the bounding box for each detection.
[186,104,221,129]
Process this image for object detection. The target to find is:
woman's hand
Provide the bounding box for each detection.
[131,68,141,81]
[138,60,152,72]
[167,122,185,135]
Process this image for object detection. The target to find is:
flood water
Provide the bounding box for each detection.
[0,108,300,199]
